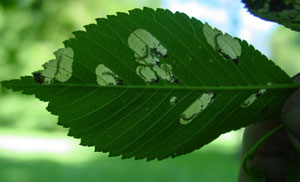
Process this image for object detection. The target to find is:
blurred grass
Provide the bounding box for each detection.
[0,129,241,182]
[0,151,239,182]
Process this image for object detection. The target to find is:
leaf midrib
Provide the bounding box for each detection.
[2,81,300,90]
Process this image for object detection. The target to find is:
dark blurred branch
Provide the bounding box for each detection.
[242,0,300,32]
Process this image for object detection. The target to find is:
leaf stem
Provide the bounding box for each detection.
[242,124,284,180]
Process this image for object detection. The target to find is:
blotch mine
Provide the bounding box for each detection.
[128,29,179,84]
[180,91,215,125]
[203,23,222,50]
[152,64,178,83]
[53,48,74,82]
[128,29,167,66]
[216,33,241,60]
[33,47,74,84]
[170,96,178,105]
[203,23,241,64]
[240,89,266,108]
[95,64,122,86]
[241,82,271,108]
[136,65,158,84]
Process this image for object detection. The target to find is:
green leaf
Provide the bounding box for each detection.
[1,8,298,160]
[242,0,300,32]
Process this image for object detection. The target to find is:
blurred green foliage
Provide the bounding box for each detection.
[271,27,300,77]
[0,0,161,84]
[0,148,239,182]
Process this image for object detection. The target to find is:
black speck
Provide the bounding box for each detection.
[117,78,124,85]
[218,51,230,59]
[207,91,216,100]
[232,58,239,65]
[212,93,216,100]
[162,54,168,58]
[173,77,180,84]
[147,78,159,84]
[255,90,263,97]
[149,63,156,67]
[150,48,167,58]
[218,51,239,65]
[173,98,179,104]
[32,72,44,84]
[153,78,160,83]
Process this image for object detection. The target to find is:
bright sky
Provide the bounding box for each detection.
[163,0,277,57]
[0,136,72,154]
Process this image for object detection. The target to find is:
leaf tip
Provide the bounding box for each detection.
[0,78,21,90]
[0,80,8,88]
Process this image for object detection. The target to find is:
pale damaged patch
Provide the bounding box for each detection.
[240,89,266,108]
[136,65,158,83]
[33,47,74,84]
[203,24,222,50]
[152,64,177,83]
[180,91,215,125]
[95,64,123,86]
[203,23,241,64]
[128,29,167,63]
[170,96,178,105]
[240,82,272,108]
[128,29,178,84]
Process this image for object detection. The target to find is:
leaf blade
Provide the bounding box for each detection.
[1,7,297,161]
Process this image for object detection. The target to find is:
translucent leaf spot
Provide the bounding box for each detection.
[170,96,178,105]
[136,65,158,84]
[128,29,178,83]
[216,33,241,60]
[203,23,222,50]
[33,47,74,84]
[95,64,122,86]
[203,23,241,63]
[54,48,74,82]
[180,91,215,125]
[128,29,167,62]
[241,82,272,108]
[240,89,266,108]
[38,59,58,84]
[152,64,177,83]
